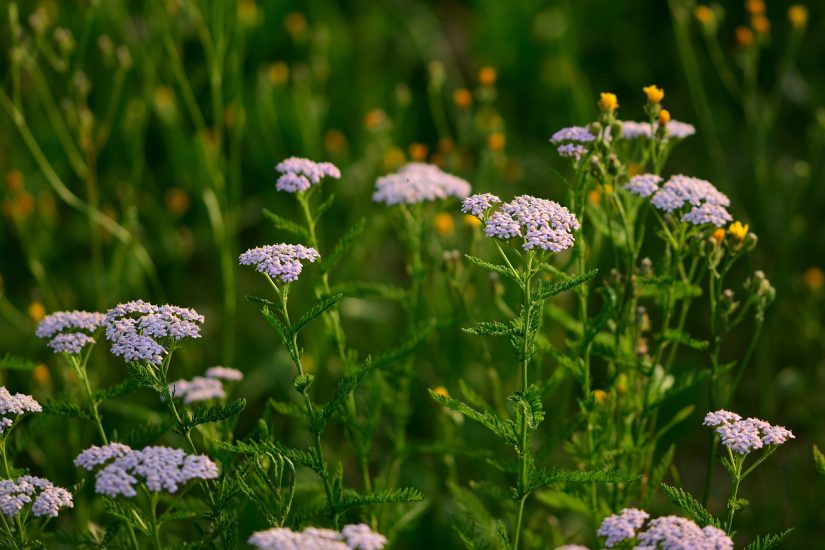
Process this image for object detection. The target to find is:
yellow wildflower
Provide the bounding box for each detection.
[643,84,664,104]
[752,15,770,35]
[364,109,386,130]
[478,66,497,87]
[433,386,449,398]
[746,0,765,15]
[588,189,602,205]
[736,26,754,46]
[434,213,455,236]
[711,228,726,244]
[694,5,715,26]
[165,188,190,216]
[453,88,472,108]
[598,92,619,112]
[488,132,506,151]
[323,129,347,155]
[593,389,607,404]
[727,221,749,241]
[788,5,808,28]
[28,301,46,322]
[408,143,428,162]
[658,109,671,125]
[803,267,824,291]
[33,364,50,385]
[463,214,482,229]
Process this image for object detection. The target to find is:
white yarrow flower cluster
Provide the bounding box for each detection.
[0,476,73,518]
[248,523,387,550]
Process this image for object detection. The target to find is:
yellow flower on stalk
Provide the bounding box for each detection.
[433,386,449,398]
[736,26,754,46]
[453,88,472,109]
[488,132,506,151]
[27,301,46,322]
[643,84,664,104]
[593,389,607,404]
[746,0,765,16]
[727,221,749,241]
[434,213,455,236]
[694,5,715,26]
[711,228,726,244]
[598,92,619,112]
[463,214,482,229]
[588,189,602,205]
[165,188,190,216]
[788,5,808,28]
[803,267,824,291]
[364,109,386,130]
[478,66,497,87]
[408,143,428,162]
[658,108,671,125]
[752,15,770,35]
[32,364,50,385]
[323,129,347,155]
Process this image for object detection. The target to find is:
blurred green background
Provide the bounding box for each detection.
[1,0,824,546]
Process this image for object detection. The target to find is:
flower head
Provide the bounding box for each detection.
[74,443,133,470]
[624,174,662,198]
[205,366,243,381]
[461,193,502,218]
[664,120,696,139]
[83,445,219,497]
[0,476,73,518]
[481,195,579,252]
[598,508,649,547]
[727,221,749,241]
[342,524,388,550]
[599,92,619,112]
[169,376,226,404]
[275,157,341,193]
[658,108,671,125]
[619,121,653,139]
[650,175,731,227]
[248,524,387,550]
[557,143,588,161]
[550,126,595,144]
[643,84,665,104]
[0,387,42,418]
[36,310,105,355]
[104,301,204,366]
[239,243,320,284]
[704,410,795,455]
[372,163,471,206]
[636,516,733,550]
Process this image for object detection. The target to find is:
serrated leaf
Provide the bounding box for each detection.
[429,391,518,447]
[320,218,365,274]
[465,254,518,281]
[268,399,306,419]
[315,360,372,435]
[583,286,618,348]
[337,487,422,512]
[527,468,640,492]
[743,528,794,550]
[646,445,675,503]
[41,399,91,419]
[292,294,344,335]
[313,194,335,222]
[508,385,544,430]
[663,328,709,351]
[462,320,518,336]
[0,353,37,371]
[661,483,721,527]
[262,209,309,241]
[183,398,246,430]
[534,269,599,301]
[214,440,318,472]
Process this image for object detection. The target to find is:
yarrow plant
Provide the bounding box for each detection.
[248,523,387,550]
[593,508,732,550]
[275,156,341,193]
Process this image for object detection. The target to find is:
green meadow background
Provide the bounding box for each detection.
[1,0,823,546]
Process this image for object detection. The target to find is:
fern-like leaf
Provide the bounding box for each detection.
[320,218,365,274]
[429,391,518,447]
[0,353,37,371]
[660,483,721,527]
[534,269,599,301]
[262,209,309,241]
[292,293,344,335]
[743,529,793,550]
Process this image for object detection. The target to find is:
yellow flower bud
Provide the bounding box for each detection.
[598,92,619,112]
[752,15,770,35]
[408,143,428,162]
[736,26,754,46]
[643,84,664,104]
[478,66,497,87]
[488,132,506,151]
[694,5,715,26]
[463,214,482,229]
[593,389,607,404]
[727,221,749,241]
[746,0,765,16]
[587,189,602,205]
[434,213,455,236]
[453,88,472,108]
[711,228,726,244]
[658,108,671,125]
[323,129,347,155]
[803,267,824,291]
[27,301,46,322]
[364,109,386,130]
[433,386,449,398]
[33,364,50,385]
[788,5,808,28]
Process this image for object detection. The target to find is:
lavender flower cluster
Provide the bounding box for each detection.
[0,387,42,421]
[239,243,320,284]
[372,163,471,205]
[550,126,596,144]
[0,476,73,518]
[703,410,795,455]
[168,366,242,404]
[649,175,732,227]
[248,523,387,550]
[597,508,732,550]
[463,193,580,252]
[103,300,204,366]
[619,120,696,140]
[624,174,662,198]
[75,443,219,497]
[36,310,106,354]
[204,366,243,381]
[275,157,341,193]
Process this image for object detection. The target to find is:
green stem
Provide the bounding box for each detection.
[513,256,534,550]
